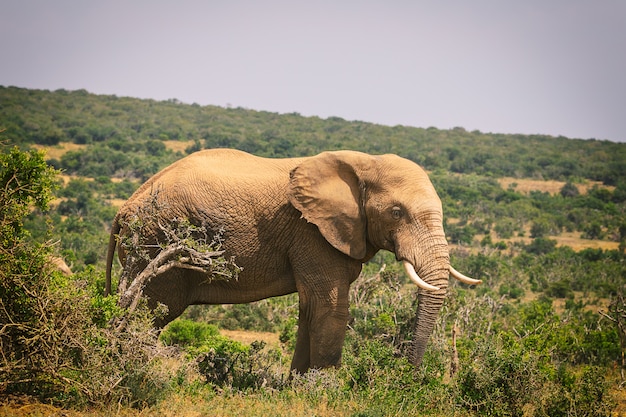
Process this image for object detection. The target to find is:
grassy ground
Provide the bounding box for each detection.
[0,394,355,417]
[3,376,624,417]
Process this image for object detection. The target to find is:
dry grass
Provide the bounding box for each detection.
[459,227,619,254]
[497,177,613,195]
[153,393,353,417]
[163,140,195,153]
[32,142,87,160]
[220,329,281,349]
[554,232,619,251]
[33,140,194,158]
[58,173,92,185]
[611,385,626,417]
[108,198,128,208]
[0,389,353,417]
[499,231,620,252]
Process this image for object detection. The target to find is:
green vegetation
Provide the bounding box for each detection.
[1,87,625,415]
[0,147,183,407]
[2,86,625,183]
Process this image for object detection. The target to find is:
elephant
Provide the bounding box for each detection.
[105,148,479,373]
[50,256,72,276]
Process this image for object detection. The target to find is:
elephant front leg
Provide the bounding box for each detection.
[290,313,311,373]
[291,289,351,373]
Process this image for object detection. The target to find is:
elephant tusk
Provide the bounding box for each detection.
[449,266,482,285]
[403,261,440,291]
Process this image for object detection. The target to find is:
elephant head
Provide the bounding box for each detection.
[289,151,480,367]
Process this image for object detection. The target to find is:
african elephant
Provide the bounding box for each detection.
[50,256,72,276]
[105,149,479,372]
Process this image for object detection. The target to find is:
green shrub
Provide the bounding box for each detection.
[0,146,180,407]
[525,237,557,254]
[499,282,525,299]
[279,316,298,351]
[339,336,450,415]
[454,333,545,416]
[453,333,612,416]
[195,337,285,390]
[219,302,278,332]
[160,319,220,347]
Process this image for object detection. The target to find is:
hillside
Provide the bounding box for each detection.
[1,87,625,415]
[2,85,625,184]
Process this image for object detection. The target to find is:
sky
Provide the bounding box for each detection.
[1,1,625,142]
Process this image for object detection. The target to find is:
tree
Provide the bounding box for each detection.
[0,146,61,394]
[530,218,552,238]
[600,290,626,380]
[560,182,580,198]
[0,146,180,405]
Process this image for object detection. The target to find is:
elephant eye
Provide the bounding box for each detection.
[391,206,402,220]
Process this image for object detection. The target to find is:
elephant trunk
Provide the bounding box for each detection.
[406,257,449,368]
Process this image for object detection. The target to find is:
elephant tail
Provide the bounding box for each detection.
[105,215,121,297]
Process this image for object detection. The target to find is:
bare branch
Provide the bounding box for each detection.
[112,190,240,331]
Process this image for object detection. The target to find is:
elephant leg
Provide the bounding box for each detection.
[291,282,352,372]
[142,269,192,328]
[308,300,350,369]
[290,311,311,373]
[289,235,362,372]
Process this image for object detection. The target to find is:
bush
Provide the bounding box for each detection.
[160,319,220,347]
[160,319,286,391]
[525,237,557,254]
[560,182,580,198]
[499,282,525,299]
[453,333,612,416]
[279,316,298,351]
[195,337,285,390]
[338,335,450,415]
[0,146,180,407]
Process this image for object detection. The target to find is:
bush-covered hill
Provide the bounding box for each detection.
[3,86,624,269]
[2,85,625,184]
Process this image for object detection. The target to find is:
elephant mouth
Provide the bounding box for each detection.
[401,260,482,292]
[402,261,441,291]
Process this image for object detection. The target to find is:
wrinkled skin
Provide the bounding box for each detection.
[106,149,469,372]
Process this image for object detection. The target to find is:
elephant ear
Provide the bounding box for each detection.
[288,151,368,259]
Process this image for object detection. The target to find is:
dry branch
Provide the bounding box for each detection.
[113,190,240,331]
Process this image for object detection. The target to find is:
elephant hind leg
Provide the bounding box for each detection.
[143,269,192,328]
[147,297,188,328]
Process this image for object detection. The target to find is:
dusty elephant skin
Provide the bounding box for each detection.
[105,148,479,373]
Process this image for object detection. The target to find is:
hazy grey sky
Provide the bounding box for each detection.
[2,1,625,142]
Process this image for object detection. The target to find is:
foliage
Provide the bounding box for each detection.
[160,318,286,391]
[2,86,625,184]
[181,294,299,335]
[0,146,60,392]
[195,339,285,390]
[0,146,181,407]
[453,333,613,416]
[600,290,626,373]
[160,319,220,347]
[0,146,57,326]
